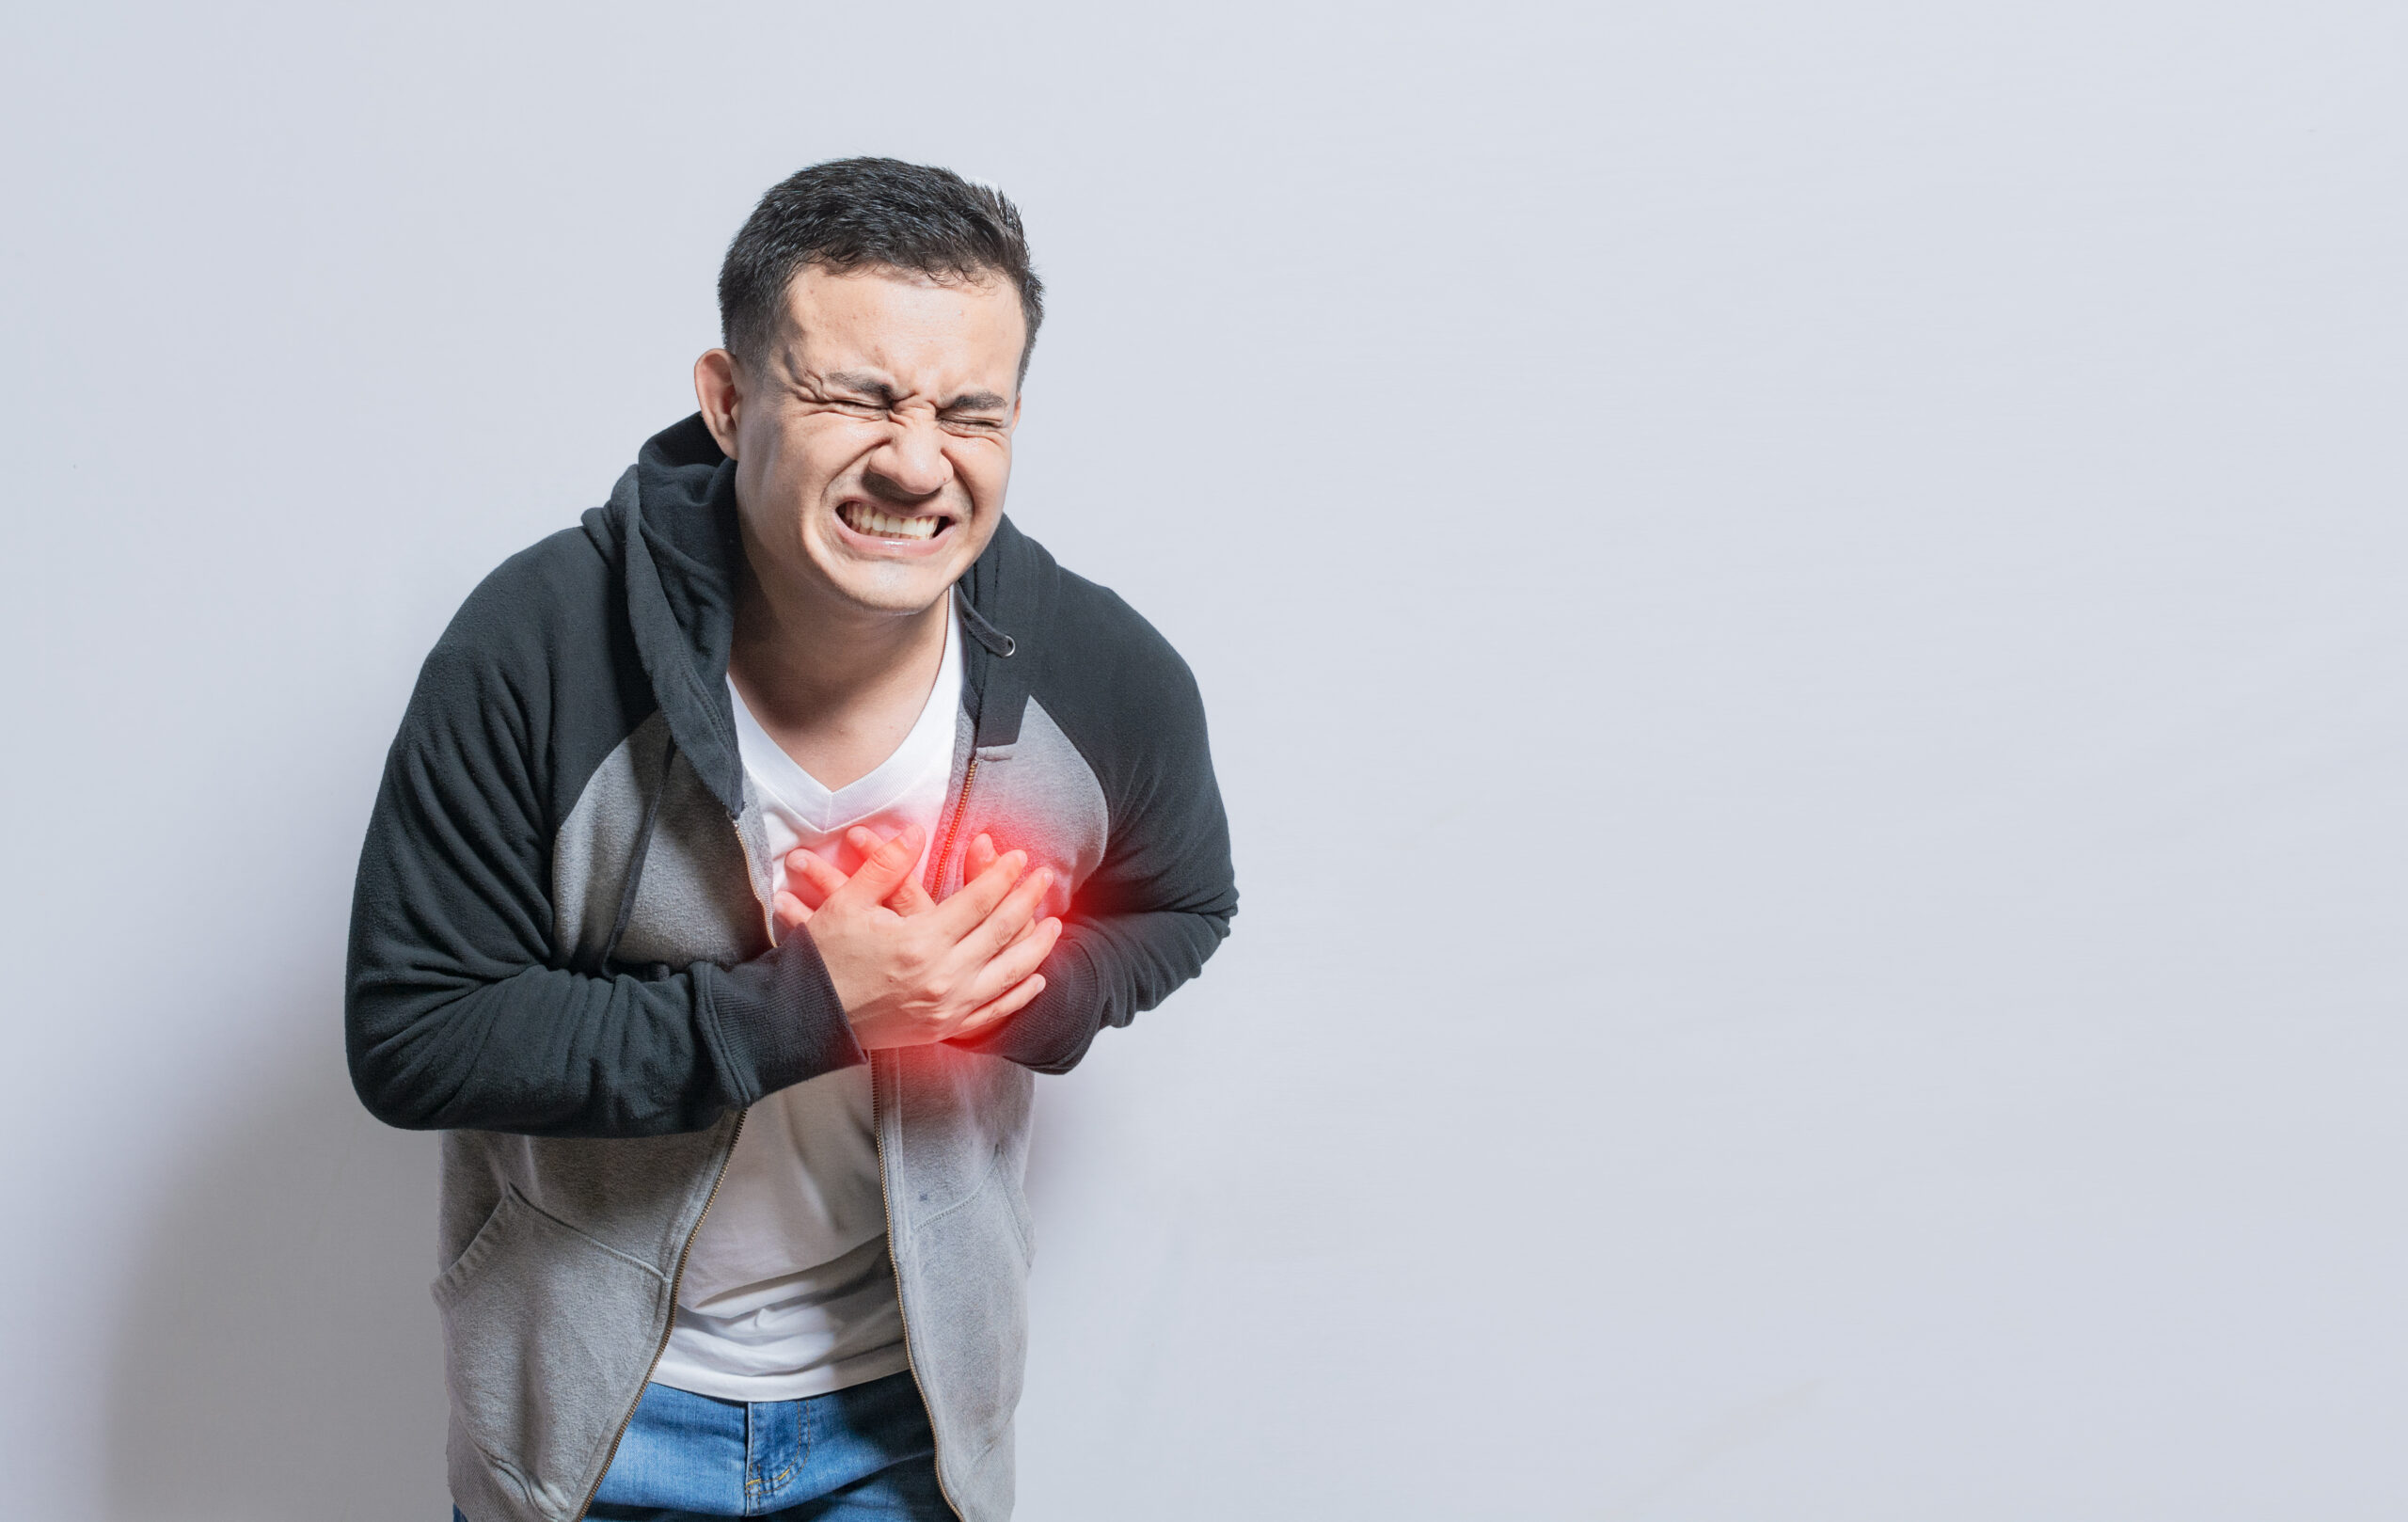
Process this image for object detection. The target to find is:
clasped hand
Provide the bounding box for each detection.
[773,826,1059,1049]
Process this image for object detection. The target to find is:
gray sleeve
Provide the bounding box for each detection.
[955,595,1236,1072]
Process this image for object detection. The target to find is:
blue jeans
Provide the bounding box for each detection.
[452,1371,946,1520]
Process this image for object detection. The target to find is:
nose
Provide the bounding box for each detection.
[863,414,951,503]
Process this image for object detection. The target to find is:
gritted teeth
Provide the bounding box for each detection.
[839,502,944,541]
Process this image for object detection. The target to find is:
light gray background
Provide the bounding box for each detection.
[3,2,2401,1517]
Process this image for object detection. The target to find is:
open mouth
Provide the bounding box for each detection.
[837,501,952,543]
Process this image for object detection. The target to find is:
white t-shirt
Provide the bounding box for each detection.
[650,598,964,1403]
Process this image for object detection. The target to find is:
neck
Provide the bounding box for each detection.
[729,558,949,730]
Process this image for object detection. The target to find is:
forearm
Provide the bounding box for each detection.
[951,907,1230,1074]
[345,933,863,1137]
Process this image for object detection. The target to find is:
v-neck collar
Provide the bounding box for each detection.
[725,595,964,836]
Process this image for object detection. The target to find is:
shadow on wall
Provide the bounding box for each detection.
[106,1038,448,1521]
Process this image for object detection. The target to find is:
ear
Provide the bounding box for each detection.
[693,349,743,459]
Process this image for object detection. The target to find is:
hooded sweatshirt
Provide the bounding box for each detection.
[345,415,1236,1522]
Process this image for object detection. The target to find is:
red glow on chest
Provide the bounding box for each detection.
[938,806,1076,921]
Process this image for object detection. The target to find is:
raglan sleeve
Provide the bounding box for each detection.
[953,615,1238,1074]
[343,560,863,1137]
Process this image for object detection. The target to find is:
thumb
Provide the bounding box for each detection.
[838,823,925,905]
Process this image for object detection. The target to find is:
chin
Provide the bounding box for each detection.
[825,561,962,616]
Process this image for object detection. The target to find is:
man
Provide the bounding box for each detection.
[346,158,1236,1522]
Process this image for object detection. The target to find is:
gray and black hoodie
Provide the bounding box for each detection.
[345,415,1236,1522]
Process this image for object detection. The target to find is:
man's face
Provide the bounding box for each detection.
[699,265,1025,618]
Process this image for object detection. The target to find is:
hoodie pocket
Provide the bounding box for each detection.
[907,1157,1033,1463]
[432,1183,670,1512]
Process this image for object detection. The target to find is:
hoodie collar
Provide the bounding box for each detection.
[606,414,1033,817]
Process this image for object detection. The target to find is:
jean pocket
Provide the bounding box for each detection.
[433,1184,669,1513]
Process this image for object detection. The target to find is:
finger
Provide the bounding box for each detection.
[947,973,1046,1041]
[927,848,1027,938]
[961,913,1061,1006]
[773,889,813,930]
[784,849,847,911]
[966,832,999,881]
[841,827,884,874]
[960,867,1052,965]
[833,823,925,906]
[848,829,939,914]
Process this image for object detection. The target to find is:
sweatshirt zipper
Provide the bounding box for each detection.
[932,756,977,896]
[869,751,981,1522]
[573,814,787,1522]
[871,1071,964,1521]
[570,1107,745,1522]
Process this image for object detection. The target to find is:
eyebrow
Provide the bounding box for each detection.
[820,371,900,405]
[820,371,1009,414]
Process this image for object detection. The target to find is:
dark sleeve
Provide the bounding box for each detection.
[954,614,1237,1074]
[344,565,863,1137]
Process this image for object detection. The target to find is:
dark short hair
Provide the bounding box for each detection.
[719,157,1044,387]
